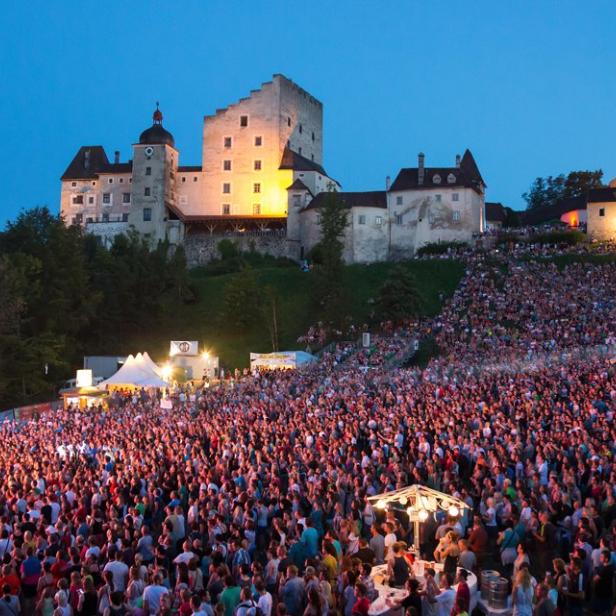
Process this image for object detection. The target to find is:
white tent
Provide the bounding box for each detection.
[98,353,169,389]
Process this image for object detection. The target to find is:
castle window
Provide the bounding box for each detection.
[253,183,261,194]
[316,215,321,224]
[223,183,231,194]
[311,154,314,161]
[108,178,113,184]
[375,216,383,225]
[254,160,262,171]
[600,208,605,217]
[72,195,83,205]
[122,213,129,222]
[432,174,441,184]
[144,187,150,196]
[143,208,152,222]
[74,213,83,224]
[240,115,248,127]
[92,181,96,186]
[71,182,77,187]
[223,160,232,171]
[222,204,231,215]
[224,137,232,148]
[182,177,186,183]
[86,217,93,224]
[358,215,366,225]
[396,196,403,206]
[435,194,442,202]
[299,124,303,134]
[88,196,94,204]
[396,214,403,225]
[102,193,111,204]
[253,204,261,215]
[452,193,459,202]
[293,194,302,207]
[102,213,109,222]
[119,178,124,183]
[145,167,151,176]
[312,132,315,141]
[299,147,302,155]
[428,212,435,224]
[122,193,131,204]
[447,173,456,184]
[193,176,198,182]
[287,117,291,127]
[255,136,262,146]
[452,210,461,223]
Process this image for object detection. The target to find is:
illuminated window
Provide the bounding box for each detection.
[240,115,248,127]
[144,187,150,196]
[599,208,605,217]
[255,136,262,146]
[223,160,232,171]
[253,183,261,194]
[72,195,83,205]
[452,193,459,202]
[254,160,262,170]
[223,183,231,194]
[224,137,232,148]
[253,204,261,215]
[358,215,366,225]
[222,204,231,215]
[143,208,152,221]
[122,193,130,203]
[453,210,461,223]
[145,167,151,176]
[396,196,403,205]
[102,193,111,204]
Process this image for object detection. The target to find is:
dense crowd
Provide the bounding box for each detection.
[0,247,615,616]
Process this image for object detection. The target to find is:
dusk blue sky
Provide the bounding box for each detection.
[1,1,615,224]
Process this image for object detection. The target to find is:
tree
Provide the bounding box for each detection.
[523,170,603,210]
[311,186,349,323]
[375,266,422,324]
[221,268,263,330]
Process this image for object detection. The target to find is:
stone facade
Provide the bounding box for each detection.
[587,186,616,241]
[59,75,488,264]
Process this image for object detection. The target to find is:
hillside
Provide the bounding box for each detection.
[140,259,464,370]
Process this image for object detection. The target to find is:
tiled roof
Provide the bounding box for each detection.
[61,146,133,180]
[520,195,587,226]
[588,187,616,203]
[303,191,386,211]
[279,146,327,176]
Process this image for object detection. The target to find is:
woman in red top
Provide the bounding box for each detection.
[351,583,371,616]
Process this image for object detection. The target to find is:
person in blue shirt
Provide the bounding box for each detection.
[300,519,319,559]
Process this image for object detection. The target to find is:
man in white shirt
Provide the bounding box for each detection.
[255,580,273,616]
[103,548,129,592]
[384,523,397,559]
[143,573,169,615]
[435,573,455,616]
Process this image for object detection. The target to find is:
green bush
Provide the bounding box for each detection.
[528,230,585,246]
[416,241,468,257]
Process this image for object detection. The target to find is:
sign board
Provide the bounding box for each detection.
[169,340,198,357]
[250,352,297,370]
[76,369,93,388]
[362,332,371,348]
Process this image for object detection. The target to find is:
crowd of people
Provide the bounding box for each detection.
[0,245,615,616]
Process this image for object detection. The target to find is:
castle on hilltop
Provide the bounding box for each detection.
[60,74,487,264]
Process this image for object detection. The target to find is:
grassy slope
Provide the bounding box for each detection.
[142,259,464,370]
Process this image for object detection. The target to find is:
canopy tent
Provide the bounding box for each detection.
[98,353,169,389]
[250,350,317,371]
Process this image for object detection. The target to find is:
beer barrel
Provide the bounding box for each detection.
[479,569,499,591]
[488,577,509,609]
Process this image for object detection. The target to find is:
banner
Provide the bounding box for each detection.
[250,352,297,369]
[169,340,198,357]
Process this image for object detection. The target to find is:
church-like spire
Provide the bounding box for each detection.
[153,101,163,125]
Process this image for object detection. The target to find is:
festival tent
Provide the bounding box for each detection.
[98,353,169,389]
[249,350,316,370]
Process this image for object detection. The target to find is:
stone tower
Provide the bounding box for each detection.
[128,104,181,244]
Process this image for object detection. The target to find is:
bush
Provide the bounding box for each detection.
[416,241,468,257]
[528,230,585,246]
[217,239,239,260]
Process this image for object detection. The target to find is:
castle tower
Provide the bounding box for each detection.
[128,104,181,243]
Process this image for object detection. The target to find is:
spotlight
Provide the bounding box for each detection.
[418,509,429,522]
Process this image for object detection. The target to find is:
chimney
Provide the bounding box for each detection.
[455,154,461,168]
[418,152,425,185]
[385,175,391,191]
[83,149,90,170]
[114,150,120,164]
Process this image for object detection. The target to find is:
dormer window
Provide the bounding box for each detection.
[432,174,442,184]
[447,173,456,184]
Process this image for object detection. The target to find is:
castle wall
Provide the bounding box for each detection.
[588,202,616,240]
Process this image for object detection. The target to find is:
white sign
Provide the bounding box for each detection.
[76,369,93,388]
[169,341,198,357]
